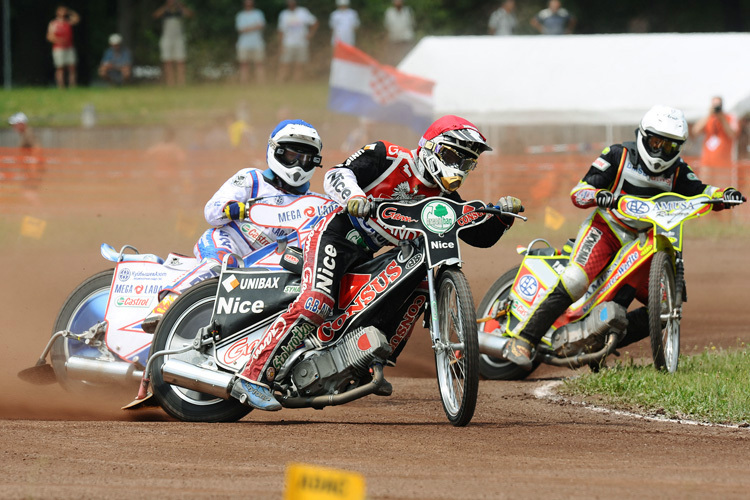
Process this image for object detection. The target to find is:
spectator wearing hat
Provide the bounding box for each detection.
[329,0,360,47]
[98,34,133,85]
[383,0,415,65]
[47,6,80,88]
[9,113,37,149]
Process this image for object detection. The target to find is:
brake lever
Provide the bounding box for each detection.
[476,206,528,222]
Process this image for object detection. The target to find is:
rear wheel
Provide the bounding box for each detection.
[434,267,479,427]
[648,251,680,372]
[476,266,538,380]
[50,269,115,392]
[150,279,251,422]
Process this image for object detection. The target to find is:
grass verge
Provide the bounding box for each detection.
[559,345,750,426]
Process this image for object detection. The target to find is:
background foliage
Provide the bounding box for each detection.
[1,0,748,86]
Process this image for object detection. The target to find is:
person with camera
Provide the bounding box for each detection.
[692,96,739,185]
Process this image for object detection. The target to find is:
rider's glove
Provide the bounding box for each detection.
[496,196,523,215]
[223,201,248,220]
[722,188,745,205]
[595,190,617,210]
[346,196,371,218]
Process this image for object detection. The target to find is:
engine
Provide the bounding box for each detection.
[291,326,392,397]
[550,302,628,357]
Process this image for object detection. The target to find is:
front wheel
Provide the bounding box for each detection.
[150,279,251,422]
[433,267,479,427]
[648,251,680,372]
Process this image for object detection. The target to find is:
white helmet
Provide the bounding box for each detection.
[636,105,688,174]
[417,115,492,193]
[266,119,323,187]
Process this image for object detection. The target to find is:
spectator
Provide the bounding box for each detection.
[488,0,517,36]
[236,0,266,84]
[98,34,133,85]
[7,113,44,203]
[692,96,740,185]
[383,0,415,65]
[46,6,79,89]
[153,0,194,86]
[329,0,360,47]
[276,0,319,83]
[530,0,576,35]
[8,113,37,149]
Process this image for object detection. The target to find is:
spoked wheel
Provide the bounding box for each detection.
[476,266,538,380]
[648,251,680,372]
[150,279,250,422]
[433,267,479,427]
[50,269,115,392]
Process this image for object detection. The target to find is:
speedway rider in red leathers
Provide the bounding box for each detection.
[230,115,524,410]
[142,120,324,333]
[503,105,746,369]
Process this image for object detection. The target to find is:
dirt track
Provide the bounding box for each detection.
[2,156,750,500]
[2,232,750,499]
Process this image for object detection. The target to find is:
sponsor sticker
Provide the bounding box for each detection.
[516,275,538,301]
[421,200,456,234]
[222,274,240,292]
[574,227,603,266]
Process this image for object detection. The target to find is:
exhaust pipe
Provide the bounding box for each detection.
[66,356,144,384]
[161,359,234,399]
[478,332,510,358]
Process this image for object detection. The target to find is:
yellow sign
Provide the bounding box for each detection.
[20,216,47,239]
[544,206,565,231]
[284,463,366,500]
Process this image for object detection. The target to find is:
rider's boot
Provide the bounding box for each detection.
[230,376,282,411]
[141,292,178,334]
[503,282,574,369]
[617,307,649,349]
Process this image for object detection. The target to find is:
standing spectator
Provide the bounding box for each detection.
[530,0,576,35]
[488,0,517,36]
[692,96,739,185]
[47,6,79,89]
[329,0,360,47]
[276,0,319,83]
[383,0,415,66]
[236,0,266,84]
[98,34,133,85]
[153,0,194,86]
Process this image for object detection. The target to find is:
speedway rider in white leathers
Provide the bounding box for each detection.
[502,105,746,369]
[229,114,524,410]
[142,119,324,333]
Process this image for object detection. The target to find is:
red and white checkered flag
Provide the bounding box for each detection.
[369,67,400,105]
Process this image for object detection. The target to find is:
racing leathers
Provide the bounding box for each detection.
[511,141,728,349]
[238,140,512,386]
[143,168,315,332]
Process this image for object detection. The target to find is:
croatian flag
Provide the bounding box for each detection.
[328,41,435,133]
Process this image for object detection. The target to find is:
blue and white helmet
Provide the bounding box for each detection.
[267,119,323,187]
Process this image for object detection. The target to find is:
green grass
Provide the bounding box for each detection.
[560,345,750,425]
[1,83,333,128]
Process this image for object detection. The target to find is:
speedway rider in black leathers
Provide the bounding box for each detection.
[230,115,523,410]
[503,105,746,369]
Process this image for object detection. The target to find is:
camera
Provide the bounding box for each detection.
[713,104,723,113]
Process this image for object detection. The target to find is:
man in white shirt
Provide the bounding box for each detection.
[277,0,319,82]
[383,0,414,65]
[236,0,266,84]
[488,0,517,36]
[329,0,360,47]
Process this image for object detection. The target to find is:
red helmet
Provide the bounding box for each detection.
[417,115,491,193]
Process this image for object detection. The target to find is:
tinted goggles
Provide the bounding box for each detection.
[275,145,322,170]
[434,144,478,172]
[645,133,682,158]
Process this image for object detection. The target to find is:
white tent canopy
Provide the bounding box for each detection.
[399,33,750,126]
